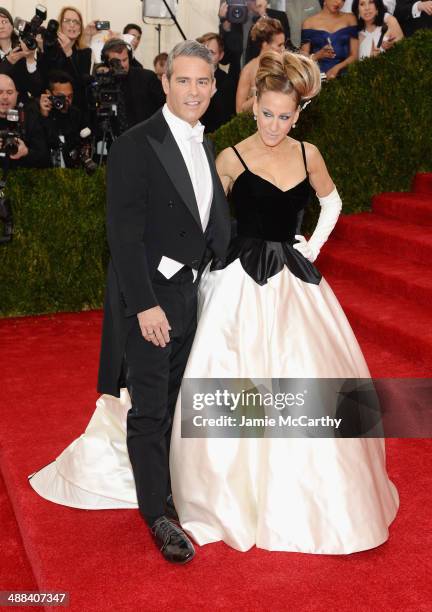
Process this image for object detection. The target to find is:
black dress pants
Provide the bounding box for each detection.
[124,268,197,524]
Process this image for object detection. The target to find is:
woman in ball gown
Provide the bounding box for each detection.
[29,50,399,554]
[301,0,358,79]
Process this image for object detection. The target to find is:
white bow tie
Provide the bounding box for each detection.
[187,123,205,144]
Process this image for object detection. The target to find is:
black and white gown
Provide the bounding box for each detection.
[30,143,399,554]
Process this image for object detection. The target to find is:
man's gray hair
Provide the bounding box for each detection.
[165,40,215,80]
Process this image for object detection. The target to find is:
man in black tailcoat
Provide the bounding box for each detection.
[97,41,231,564]
[394,0,432,36]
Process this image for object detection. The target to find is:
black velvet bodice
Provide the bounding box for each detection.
[232,169,310,242]
[212,144,322,286]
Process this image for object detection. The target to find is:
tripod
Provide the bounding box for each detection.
[96,113,117,167]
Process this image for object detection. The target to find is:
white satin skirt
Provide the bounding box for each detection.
[29,261,399,553]
[169,261,399,553]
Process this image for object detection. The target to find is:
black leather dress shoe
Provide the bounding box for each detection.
[150,516,195,564]
[166,494,179,522]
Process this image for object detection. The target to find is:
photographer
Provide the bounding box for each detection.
[38,6,92,109]
[99,38,165,132]
[0,74,49,169]
[123,23,143,69]
[218,0,290,83]
[35,70,88,168]
[0,7,43,101]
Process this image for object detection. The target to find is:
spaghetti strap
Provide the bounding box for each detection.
[300,142,309,175]
[231,146,248,171]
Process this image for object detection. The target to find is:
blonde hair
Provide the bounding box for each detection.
[250,17,284,49]
[256,50,321,106]
[58,6,86,50]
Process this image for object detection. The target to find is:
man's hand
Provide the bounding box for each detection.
[137,306,171,348]
[419,1,432,15]
[58,31,74,57]
[9,139,29,160]
[39,91,53,117]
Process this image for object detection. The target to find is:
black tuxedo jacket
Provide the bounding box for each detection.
[395,0,432,36]
[202,67,236,133]
[98,109,231,396]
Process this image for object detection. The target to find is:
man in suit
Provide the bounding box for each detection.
[394,0,432,36]
[197,32,236,133]
[219,0,291,83]
[97,40,231,564]
[100,38,165,132]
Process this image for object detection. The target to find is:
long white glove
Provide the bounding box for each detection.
[293,186,342,263]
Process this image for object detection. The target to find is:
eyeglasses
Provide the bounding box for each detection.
[0,19,11,26]
[63,18,81,27]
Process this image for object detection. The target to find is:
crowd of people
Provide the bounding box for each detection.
[0,0,429,177]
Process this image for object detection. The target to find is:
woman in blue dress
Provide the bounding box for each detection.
[301,0,359,79]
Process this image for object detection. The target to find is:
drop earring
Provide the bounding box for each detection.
[253,114,257,121]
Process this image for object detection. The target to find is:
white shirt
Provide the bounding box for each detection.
[158,103,213,280]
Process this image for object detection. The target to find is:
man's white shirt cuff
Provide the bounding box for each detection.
[412,1,422,17]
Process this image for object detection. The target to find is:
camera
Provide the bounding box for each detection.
[43,19,60,50]
[14,4,47,51]
[69,128,98,175]
[95,21,110,31]
[88,61,127,114]
[227,0,248,24]
[49,94,67,111]
[0,110,22,158]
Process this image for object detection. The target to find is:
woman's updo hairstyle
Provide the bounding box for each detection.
[250,17,285,49]
[256,50,321,106]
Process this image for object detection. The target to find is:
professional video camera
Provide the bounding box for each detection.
[88,59,127,112]
[87,60,128,162]
[227,0,248,24]
[14,4,59,53]
[0,110,22,158]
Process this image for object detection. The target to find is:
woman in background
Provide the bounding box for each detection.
[38,6,92,106]
[352,0,403,59]
[301,0,358,79]
[0,6,42,100]
[236,17,285,113]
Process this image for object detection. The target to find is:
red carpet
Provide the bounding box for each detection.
[1,175,431,611]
